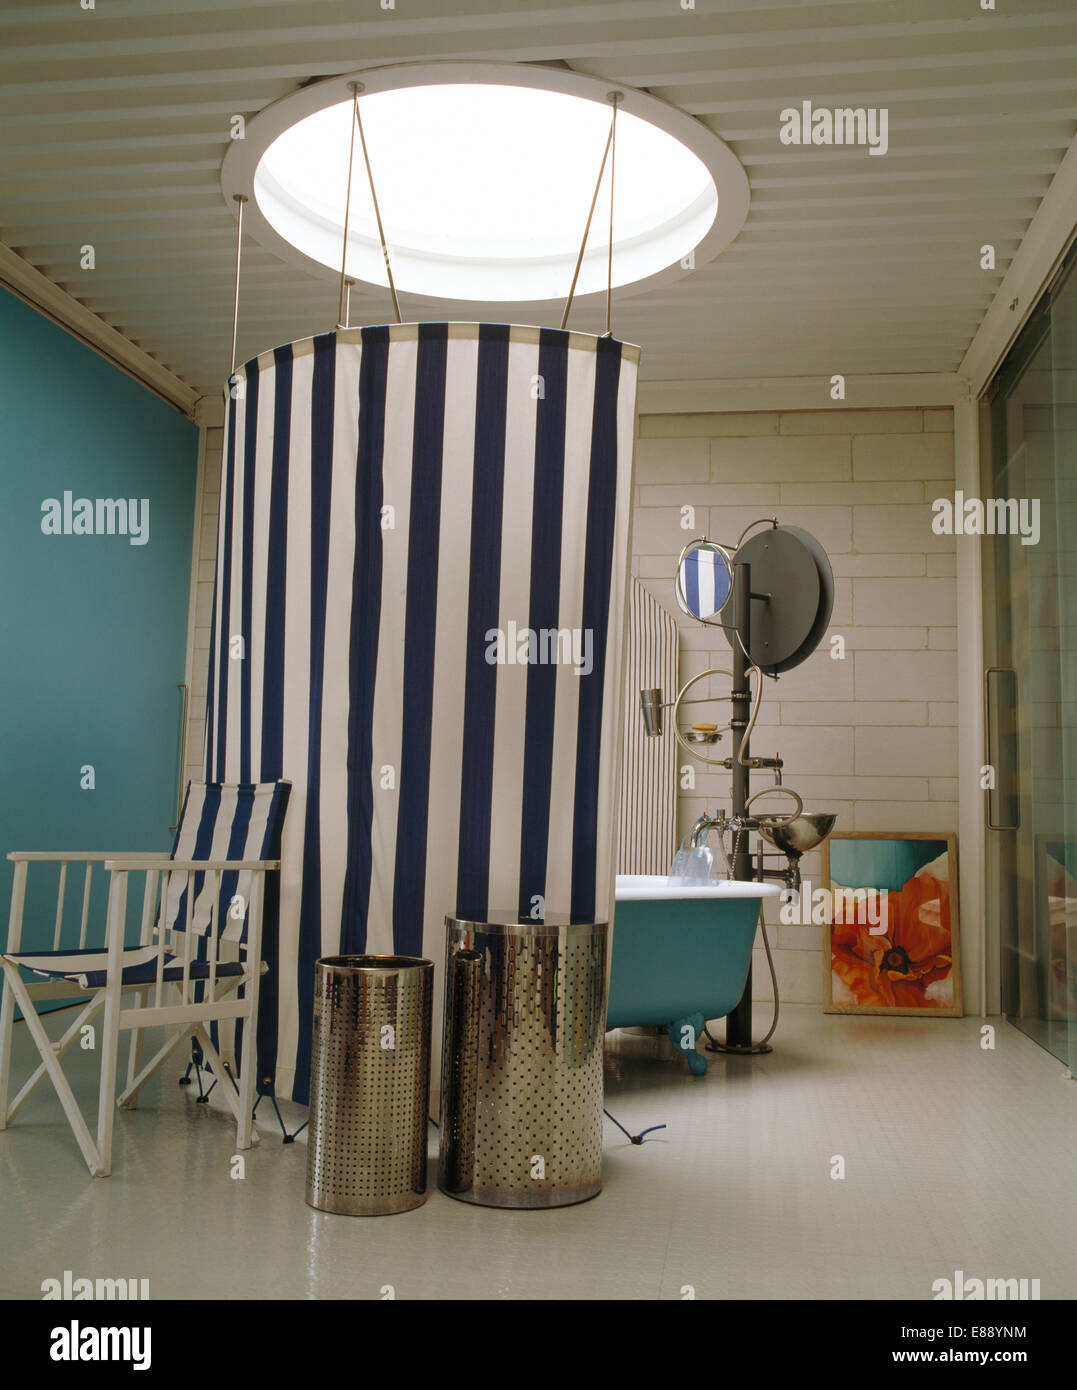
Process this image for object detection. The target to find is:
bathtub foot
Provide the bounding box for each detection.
[667,1013,707,1075]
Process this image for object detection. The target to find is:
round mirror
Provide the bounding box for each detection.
[676,541,733,621]
[723,524,834,674]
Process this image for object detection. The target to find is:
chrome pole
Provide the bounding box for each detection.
[603,90,621,338]
[229,194,247,377]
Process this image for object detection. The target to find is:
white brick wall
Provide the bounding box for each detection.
[632,406,958,1005]
[185,410,959,1010]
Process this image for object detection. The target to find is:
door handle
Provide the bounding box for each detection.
[984,667,1019,830]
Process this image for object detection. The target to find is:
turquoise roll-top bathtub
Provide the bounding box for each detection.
[607,875,781,1073]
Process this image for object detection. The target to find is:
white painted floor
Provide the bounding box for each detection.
[2,1005,1074,1300]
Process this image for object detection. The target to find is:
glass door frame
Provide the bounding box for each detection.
[981,241,1077,1070]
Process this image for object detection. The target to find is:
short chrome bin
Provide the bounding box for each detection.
[438,914,608,1208]
[306,955,434,1216]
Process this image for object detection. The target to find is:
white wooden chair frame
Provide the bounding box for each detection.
[0,849,279,1177]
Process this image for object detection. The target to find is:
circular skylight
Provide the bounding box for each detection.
[222,64,750,306]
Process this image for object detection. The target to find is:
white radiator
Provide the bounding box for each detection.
[618,577,678,875]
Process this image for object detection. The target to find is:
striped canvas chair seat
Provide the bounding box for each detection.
[5,948,248,990]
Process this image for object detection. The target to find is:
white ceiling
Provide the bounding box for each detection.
[2,0,1076,406]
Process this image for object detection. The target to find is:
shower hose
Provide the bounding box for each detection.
[702,784,799,1053]
[703,899,780,1052]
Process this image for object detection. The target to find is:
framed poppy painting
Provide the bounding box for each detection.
[822,832,962,1016]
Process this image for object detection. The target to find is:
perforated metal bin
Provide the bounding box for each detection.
[438,914,608,1208]
[306,955,434,1216]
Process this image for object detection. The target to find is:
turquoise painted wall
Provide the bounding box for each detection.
[0,287,197,973]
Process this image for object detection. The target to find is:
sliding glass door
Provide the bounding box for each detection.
[984,244,1077,1071]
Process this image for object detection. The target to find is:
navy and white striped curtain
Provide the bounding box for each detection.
[206,323,639,1102]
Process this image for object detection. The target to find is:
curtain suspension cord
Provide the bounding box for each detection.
[356,97,403,326]
[335,83,361,329]
[337,82,403,328]
[229,193,247,377]
[560,90,622,334]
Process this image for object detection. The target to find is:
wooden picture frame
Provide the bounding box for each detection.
[821,831,962,1016]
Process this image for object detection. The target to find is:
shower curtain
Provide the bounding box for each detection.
[206,322,639,1102]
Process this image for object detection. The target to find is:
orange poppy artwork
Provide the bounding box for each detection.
[823,833,962,1016]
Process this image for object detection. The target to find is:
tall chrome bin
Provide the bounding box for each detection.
[438,914,608,1208]
[306,955,434,1216]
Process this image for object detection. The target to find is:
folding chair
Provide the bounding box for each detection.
[0,780,290,1177]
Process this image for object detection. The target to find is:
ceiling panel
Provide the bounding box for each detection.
[1,0,1075,402]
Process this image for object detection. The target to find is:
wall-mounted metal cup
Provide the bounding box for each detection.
[640,687,665,737]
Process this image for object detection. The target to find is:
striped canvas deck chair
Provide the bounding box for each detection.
[0,781,290,1177]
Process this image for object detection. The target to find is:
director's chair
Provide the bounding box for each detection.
[0,780,290,1176]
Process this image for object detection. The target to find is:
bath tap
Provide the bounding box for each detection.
[689,809,803,891]
[688,810,726,851]
[687,811,732,878]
